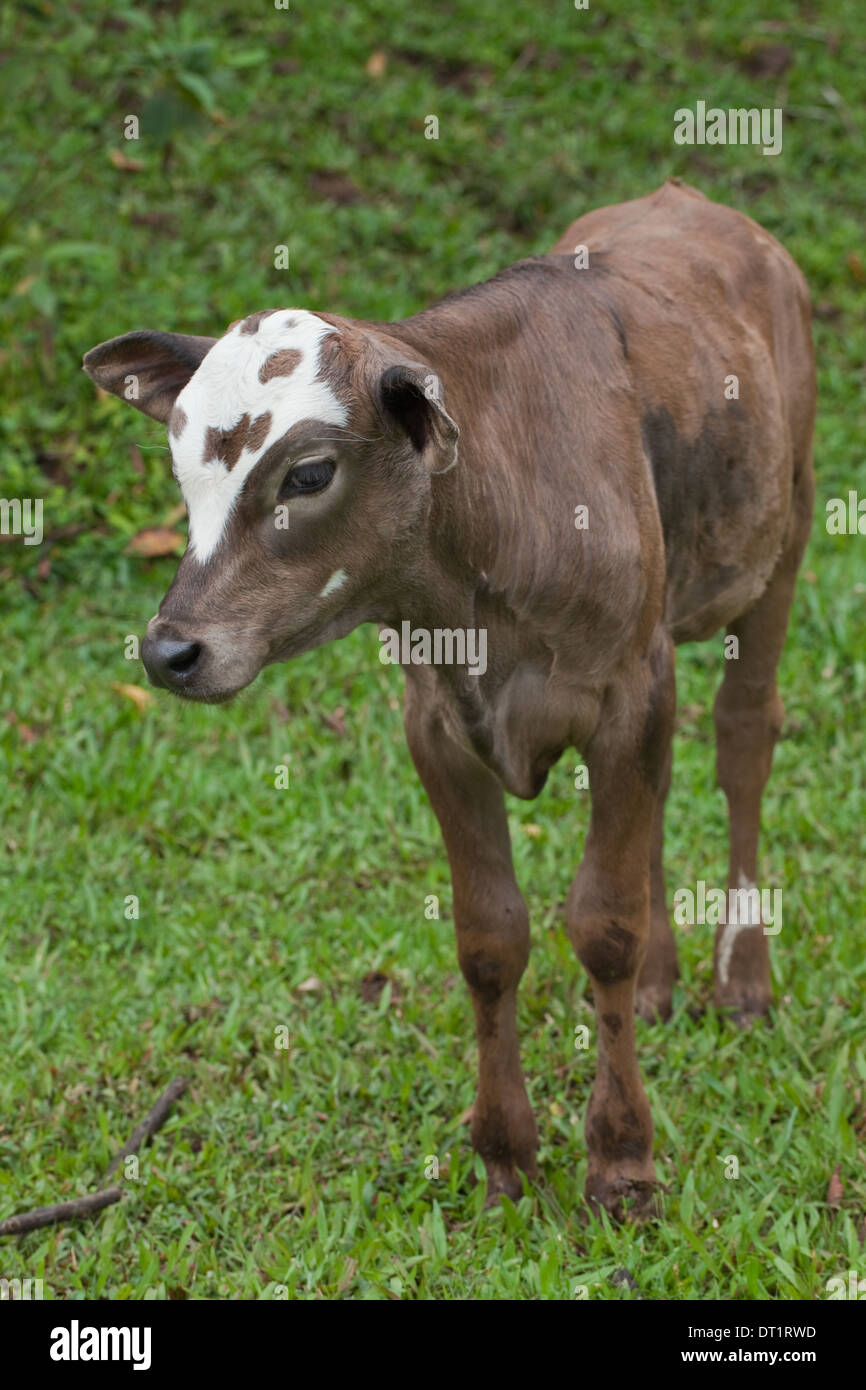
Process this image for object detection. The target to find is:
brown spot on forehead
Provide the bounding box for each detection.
[202,410,273,470]
[169,405,188,438]
[239,309,281,335]
[247,410,272,452]
[203,420,245,469]
[258,348,302,384]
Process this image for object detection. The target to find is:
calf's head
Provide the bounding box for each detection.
[83,309,458,701]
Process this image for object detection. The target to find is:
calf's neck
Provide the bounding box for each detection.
[84,180,816,1216]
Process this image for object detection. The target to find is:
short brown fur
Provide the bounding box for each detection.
[83,183,816,1217]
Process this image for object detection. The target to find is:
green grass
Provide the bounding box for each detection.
[1,0,865,1300]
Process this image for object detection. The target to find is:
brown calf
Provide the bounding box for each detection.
[83,180,815,1217]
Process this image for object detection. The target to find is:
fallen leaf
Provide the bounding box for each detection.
[323,707,347,737]
[394,47,492,92]
[827,1165,844,1207]
[126,526,185,557]
[308,170,364,205]
[360,970,393,1005]
[112,682,154,712]
[365,49,387,78]
[109,148,143,172]
[129,444,145,475]
[523,823,542,838]
[6,713,40,743]
[738,41,793,78]
[846,252,865,284]
[296,976,323,993]
[130,211,177,235]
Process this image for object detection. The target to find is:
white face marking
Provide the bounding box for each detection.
[319,568,348,598]
[718,872,761,985]
[170,310,347,563]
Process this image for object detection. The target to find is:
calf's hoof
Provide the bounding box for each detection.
[714,990,772,1027]
[585,1170,662,1223]
[635,984,673,1023]
[482,1160,532,1206]
[472,1103,539,1206]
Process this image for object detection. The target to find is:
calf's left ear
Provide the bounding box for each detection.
[380,363,459,474]
[82,329,217,423]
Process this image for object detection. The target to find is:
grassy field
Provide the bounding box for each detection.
[1,0,864,1300]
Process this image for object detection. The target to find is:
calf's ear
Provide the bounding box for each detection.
[380,363,459,474]
[82,330,217,423]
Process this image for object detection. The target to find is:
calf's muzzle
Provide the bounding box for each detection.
[141,629,205,692]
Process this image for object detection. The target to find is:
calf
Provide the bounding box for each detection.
[83,180,815,1217]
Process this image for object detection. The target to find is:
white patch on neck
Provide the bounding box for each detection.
[319,568,348,598]
[718,871,761,985]
[170,310,347,563]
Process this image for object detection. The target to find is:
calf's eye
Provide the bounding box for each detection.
[279,457,336,498]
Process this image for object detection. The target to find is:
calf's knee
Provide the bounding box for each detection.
[455,892,530,1001]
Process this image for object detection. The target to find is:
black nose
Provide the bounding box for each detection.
[142,634,203,689]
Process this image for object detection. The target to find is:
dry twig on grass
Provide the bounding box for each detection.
[0,1076,189,1238]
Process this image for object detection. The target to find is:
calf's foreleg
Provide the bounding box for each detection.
[404,684,538,1202]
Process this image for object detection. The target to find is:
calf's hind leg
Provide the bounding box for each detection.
[712,510,812,1018]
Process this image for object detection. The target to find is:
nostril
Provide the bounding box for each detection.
[166,641,201,675]
[142,634,206,690]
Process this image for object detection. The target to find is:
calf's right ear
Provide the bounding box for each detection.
[82,330,217,423]
[379,362,459,474]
